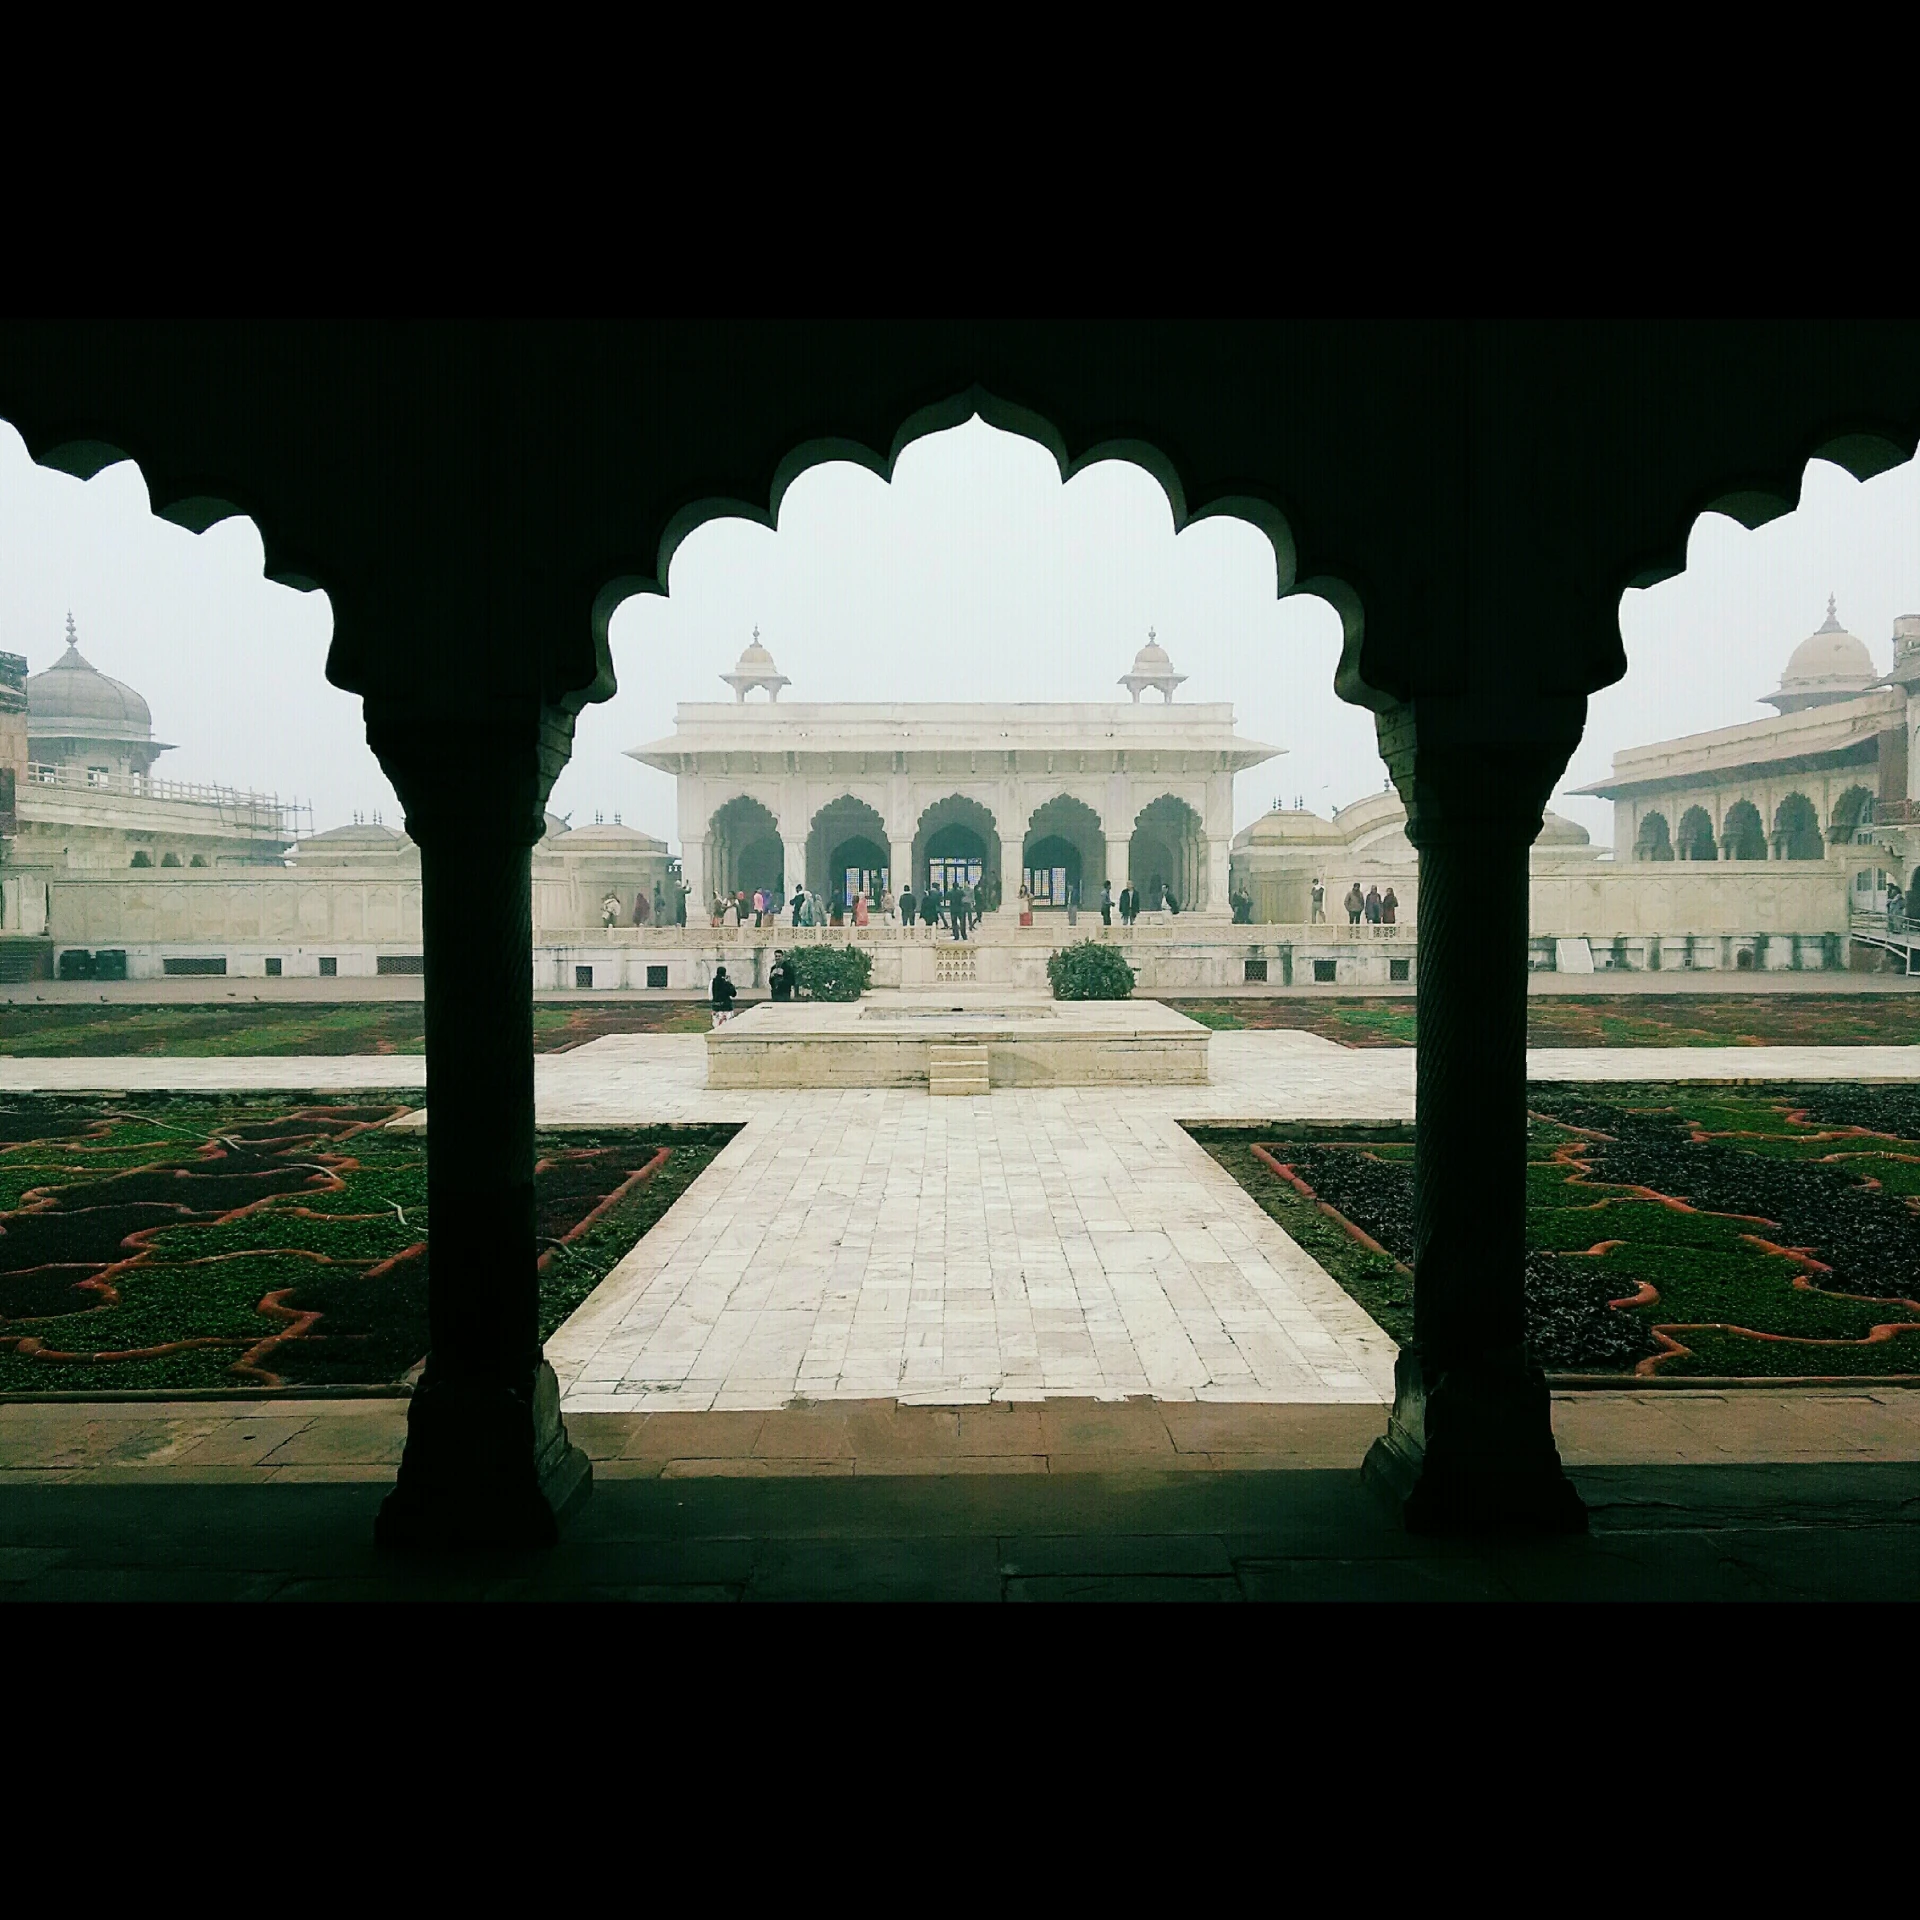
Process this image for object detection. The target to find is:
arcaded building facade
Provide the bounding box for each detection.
[1578,601,1920,908]
[630,636,1278,917]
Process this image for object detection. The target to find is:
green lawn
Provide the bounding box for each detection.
[1192,1083,1920,1378]
[0,1094,735,1392]
[0,1001,714,1056]
[1168,993,1920,1049]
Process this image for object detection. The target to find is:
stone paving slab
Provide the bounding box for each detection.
[4,1389,1916,1485]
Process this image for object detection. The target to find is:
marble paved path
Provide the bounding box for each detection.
[8,1031,1920,1114]
[6,1032,1919,1414]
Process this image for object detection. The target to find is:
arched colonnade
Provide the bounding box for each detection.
[9,322,1914,1545]
[688,786,1220,913]
[1629,784,1877,863]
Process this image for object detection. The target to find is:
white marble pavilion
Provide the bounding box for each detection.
[628,633,1280,917]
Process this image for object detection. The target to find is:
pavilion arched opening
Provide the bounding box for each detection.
[1634,811,1673,861]
[707,794,783,903]
[913,795,1001,905]
[1676,806,1717,861]
[1773,792,1823,860]
[1023,795,1103,907]
[1130,794,1204,910]
[1830,786,1874,841]
[1722,799,1767,860]
[806,795,889,908]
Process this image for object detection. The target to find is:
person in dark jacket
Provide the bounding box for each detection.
[768,952,795,1001]
[709,965,737,1025]
[1381,887,1399,926]
[1364,884,1382,924]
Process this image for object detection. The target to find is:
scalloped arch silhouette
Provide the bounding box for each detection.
[588,384,1327,688]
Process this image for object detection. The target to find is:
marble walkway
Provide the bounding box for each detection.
[6,1032,1919,1414]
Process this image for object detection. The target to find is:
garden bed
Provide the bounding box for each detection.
[1167,993,1920,1049]
[0,1001,718,1058]
[0,1094,735,1393]
[1191,1083,1920,1378]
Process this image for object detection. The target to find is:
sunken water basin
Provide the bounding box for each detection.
[705,992,1210,1089]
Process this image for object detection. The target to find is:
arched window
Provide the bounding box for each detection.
[1634,811,1673,861]
[709,794,785,900]
[1676,807,1716,861]
[1773,792,1823,860]
[1830,786,1874,842]
[1721,800,1766,861]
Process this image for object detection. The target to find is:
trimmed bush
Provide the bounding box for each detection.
[789,944,872,1002]
[1047,939,1134,1000]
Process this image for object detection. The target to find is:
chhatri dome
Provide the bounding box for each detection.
[1119,628,1186,702]
[720,628,790,702]
[1762,596,1878,714]
[25,614,175,774]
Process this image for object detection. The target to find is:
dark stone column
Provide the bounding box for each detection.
[366,700,590,1549]
[1363,697,1588,1534]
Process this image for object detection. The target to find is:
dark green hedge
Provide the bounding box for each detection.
[1046,940,1134,1000]
[789,945,873,1001]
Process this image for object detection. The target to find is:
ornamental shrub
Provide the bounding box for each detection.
[1046,939,1134,1000]
[789,944,872,1002]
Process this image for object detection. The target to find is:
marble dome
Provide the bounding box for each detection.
[26,621,164,751]
[1765,597,1876,712]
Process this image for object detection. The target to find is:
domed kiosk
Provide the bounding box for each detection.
[720,630,791,703]
[1762,597,1878,714]
[1118,629,1186,702]
[26,615,175,777]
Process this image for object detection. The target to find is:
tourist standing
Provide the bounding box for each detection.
[961,877,977,935]
[1310,877,1325,923]
[709,964,737,1026]
[1066,880,1078,927]
[790,885,804,928]
[769,950,795,1001]
[1381,886,1398,926]
[920,887,939,934]
[1345,882,1364,925]
[1364,884,1382,924]
[1100,881,1113,927]
[652,881,666,924]
[899,881,915,932]
[854,889,869,927]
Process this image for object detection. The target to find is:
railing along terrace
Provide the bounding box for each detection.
[25,763,309,836]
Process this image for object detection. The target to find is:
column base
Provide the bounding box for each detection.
[375,1359,591,1551]
[1362,1344,1586,1535]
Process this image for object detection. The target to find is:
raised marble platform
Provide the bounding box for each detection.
[705,990,1210,1089]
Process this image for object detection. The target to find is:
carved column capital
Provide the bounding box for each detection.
[364,694,581,849]
[1375,695,1586,853]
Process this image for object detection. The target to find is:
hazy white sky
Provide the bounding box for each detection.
[4,412,1917,851]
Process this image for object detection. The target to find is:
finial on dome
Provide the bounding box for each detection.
[721,627,790,702]
[1823,593,1841,630]
[1119,626,1185,702]
[65,610,78,648]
